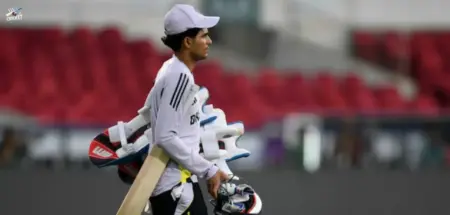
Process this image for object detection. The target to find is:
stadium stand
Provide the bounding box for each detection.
[0,26,439,129]
[351,30,447,110]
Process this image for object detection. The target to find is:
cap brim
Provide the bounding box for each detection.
[196,16,220,29]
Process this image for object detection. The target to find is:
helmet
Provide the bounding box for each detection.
[211,182,263,215]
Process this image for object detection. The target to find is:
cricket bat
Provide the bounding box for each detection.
[116,146,169,215]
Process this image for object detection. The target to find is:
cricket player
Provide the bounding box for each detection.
[145,4,228,214]
[88,83,264,214]
[88,4,263,214]
[88,90,263,214]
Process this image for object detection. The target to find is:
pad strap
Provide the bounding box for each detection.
[117,121,129,149]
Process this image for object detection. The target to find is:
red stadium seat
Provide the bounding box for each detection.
[70,26,101,59]
[159,52,173,63]
[98,27,123,51]
[37,27,66,50]
[341,74,377,113]
[195,60,223,86]
[410,95,439,115]
[195,61,226,106]
[70,26,96,45]
[341,73,364,94]
[352,29,450,110]
[352,31,380,63]
[129,40,157,58]
[128,40,160,90]
[0,26,417,127]
[0,28,20,63]
[380,31,409,71]
[313,72,347,111]
[222,73,254,107]
[282,73,317,112]
[374,86,405,113]
[223,73,273,123]
[255,68,284,108]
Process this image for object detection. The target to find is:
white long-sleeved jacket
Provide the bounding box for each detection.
[145,55,218,196]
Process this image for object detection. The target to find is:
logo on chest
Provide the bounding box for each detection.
[190,112,200,125]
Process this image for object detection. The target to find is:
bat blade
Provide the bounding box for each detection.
[116,146,169,215]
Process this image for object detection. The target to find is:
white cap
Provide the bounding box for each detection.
[164,4,220,35]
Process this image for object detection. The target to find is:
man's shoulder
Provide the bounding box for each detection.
[160,60,192,82]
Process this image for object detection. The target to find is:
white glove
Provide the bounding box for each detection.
[201,108,251,162]
[199,117,245,179]
[200,126,243,160]
[198,87,251,179]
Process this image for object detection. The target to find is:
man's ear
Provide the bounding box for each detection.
[183,37,193,49]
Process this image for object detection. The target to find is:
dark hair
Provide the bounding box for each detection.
[161,28,202,52]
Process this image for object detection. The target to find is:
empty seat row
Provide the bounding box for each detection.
[352,30,450,109]
[0,27,439,128]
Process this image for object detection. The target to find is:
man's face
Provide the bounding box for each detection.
[188,28,212,61]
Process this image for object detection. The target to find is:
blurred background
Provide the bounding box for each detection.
[1,0,450,214]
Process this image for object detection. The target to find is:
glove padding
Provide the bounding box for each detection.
[201,108,250,162]
[211,182,263,215]
[198,88,250,161]
[198,88,251,178]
